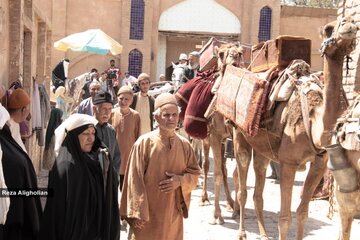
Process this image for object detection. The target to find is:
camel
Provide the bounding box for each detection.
[332,153,360,240]
[194,43,274,238]
[199,43,275,239]
[195,43,243,221]
[187,18,357,239]
[327,96,360,240]
[226,16,358,240]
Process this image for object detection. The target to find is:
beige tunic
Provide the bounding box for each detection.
[120,130,201,240]
[111,107,140,175]
[135,95,151,135]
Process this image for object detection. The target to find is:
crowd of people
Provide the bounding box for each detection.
[0,52,203,240]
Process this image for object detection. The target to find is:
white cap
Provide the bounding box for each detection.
[189,51,200,58]
[54,113,98,156]
[179,53,188,61]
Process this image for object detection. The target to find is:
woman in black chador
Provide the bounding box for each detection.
[38,113,120,240]
[0,88,42,240]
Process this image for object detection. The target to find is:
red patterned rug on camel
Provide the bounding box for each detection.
[216,65,269,136]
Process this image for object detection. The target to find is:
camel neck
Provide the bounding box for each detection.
[322,54,344,137]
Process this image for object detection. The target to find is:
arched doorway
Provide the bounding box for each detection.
[157,0,241,80]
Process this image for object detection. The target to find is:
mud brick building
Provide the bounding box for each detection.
[0,0,338,171]
[339,0,360,102]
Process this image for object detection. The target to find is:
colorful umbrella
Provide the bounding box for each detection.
[54,29,123,55]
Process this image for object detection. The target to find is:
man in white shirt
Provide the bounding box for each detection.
[183,51,200,81]
[122,71,137,87]
[130,73,155,135]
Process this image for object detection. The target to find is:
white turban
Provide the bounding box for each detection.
[179,53,188,61]
[54,113,98,156]
[189,51,200,58]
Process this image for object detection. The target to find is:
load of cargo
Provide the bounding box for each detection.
[175,35,320,139]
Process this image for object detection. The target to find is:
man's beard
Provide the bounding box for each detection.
[189,63,199,70]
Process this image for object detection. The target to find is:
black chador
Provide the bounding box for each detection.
[38,124,120,240]
[0,124,42,240]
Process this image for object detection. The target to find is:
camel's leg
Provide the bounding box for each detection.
[209,133,225,225]
[222,143,235,211]
[253,153,271,240]
[233,130,252,239]
[233,167,240,215]
[278,162,297,240]
[200,137,211,206]
[338,208,353,240]
[192,139,203,168]
[295,155,326,240]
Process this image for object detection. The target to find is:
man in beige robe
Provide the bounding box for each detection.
[120,93,201,240]
[130,73,154,135]
[111,86,140,188]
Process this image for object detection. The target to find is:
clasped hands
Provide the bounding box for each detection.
[159,172,181,193]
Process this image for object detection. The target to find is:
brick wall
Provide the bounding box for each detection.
[1,0,53,173]
[339,0,360,102]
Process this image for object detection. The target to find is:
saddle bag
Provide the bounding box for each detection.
[184,72,217,139]
[175,68,217,120]
[199,37,225,72]
[250,36,311,73]
[216,65,269,136]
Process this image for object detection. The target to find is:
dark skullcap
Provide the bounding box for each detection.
[93,90,113,105]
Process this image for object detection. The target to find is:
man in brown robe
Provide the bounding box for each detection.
[120,92,201,240]
[111,86,140,188]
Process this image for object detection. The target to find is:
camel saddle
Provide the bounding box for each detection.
[336,95,360,151]
[216,65,269,136]
[250,35,311,73]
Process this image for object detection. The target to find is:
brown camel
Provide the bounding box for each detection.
[333,151,360,240]
[198,43,275,238]
[194,18,357,238]
[197,43,244,222]
[228,16,357,240]
[328,95,360,240]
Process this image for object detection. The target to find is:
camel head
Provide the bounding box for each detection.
[320,16,358,57]
[215,43,243,74]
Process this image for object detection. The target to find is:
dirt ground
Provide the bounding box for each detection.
[37,157,360,240]
[118,158,360,240]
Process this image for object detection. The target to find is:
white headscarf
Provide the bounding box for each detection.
[0,103,10,129]
[0,103,10,224]
[54,113,98,156]
[55,86,66,98]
